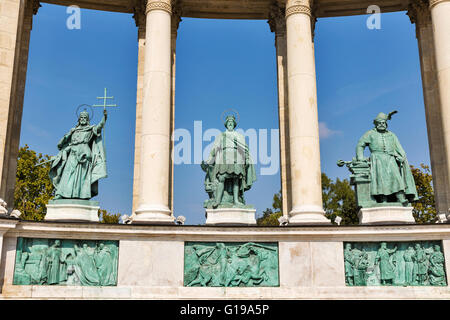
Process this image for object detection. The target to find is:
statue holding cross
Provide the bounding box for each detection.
[49,89,117,200]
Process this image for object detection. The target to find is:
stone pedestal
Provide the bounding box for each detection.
[358,206,416,225]
[130,206,175,225]
[205,208,256,226]
[44,199,100,222]
[288,208,332,225]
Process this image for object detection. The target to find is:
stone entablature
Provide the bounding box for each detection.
[40,0,414,18]
[2,219,450,299]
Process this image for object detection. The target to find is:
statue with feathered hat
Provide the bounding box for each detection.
[201,113,256,209]
[355,110,418,206]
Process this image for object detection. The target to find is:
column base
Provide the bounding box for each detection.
[205,208,256,226]
[358,206,416,225]
[131,204,174,224]
[288,205,331,225]
[44,199,100,222]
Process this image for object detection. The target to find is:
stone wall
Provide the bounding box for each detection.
[1,219,450,299]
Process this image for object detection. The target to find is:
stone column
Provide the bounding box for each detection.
[268,4,292,218]
[132,0,180,217]
[131,1,146,215]
[169,4,181,214]
[285,0,329,224]
[429,0,450,216]
[132,0,174,224]
[408,0,450,216]
[0,0,38,211]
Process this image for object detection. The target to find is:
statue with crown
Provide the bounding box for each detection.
[44,107,108,222]
[201,111,257,225]
[338,111,418,224]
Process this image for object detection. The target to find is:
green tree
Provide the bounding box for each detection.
[322,173,359,225]
[256,191,282,226]
[258,164,438,226]
[14,145,54,221]
[410,163,436,223]
[98,209,121,224]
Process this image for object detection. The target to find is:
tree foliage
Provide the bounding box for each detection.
[258,165,437,226]
[98,209,121,224]
[410,164,436,223]
[256,191,282,226]
[322,173,359,225]
[15,145,121,224]
[14,145,54,221]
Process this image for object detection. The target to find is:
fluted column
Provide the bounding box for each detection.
[408,0,450,216]
[268,4,292,218]
[429,0,450,216]
[132,0,174,224]
[285,0,329,224]
[0,0,38,211]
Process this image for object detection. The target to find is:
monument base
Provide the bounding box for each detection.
[288,205,331,225]
[131,205,175,225]
[358,206,416,225]
[205,207,256,226]
[44,199,100,222]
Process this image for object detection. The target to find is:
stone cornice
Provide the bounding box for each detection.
[429,0,450,8]
[146,0,172,14]
[5,218,450,242]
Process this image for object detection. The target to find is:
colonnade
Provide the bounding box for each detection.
[0,0,449,224]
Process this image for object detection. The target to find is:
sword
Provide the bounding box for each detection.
[34,157,55,167]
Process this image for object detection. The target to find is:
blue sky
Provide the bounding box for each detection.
[20,4,429,225]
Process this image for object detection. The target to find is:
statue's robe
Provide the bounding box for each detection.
[429,251,446,285]
[376,248,396,281]
[356,129,418,200]
[207,130,257,195]
[73,247,100,286]
[94,247,115,286]
[50,122,107,199]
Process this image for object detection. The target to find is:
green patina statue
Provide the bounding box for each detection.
[338,111,418,208]
[344,241,447,287]
[201,115,256,209]
[49,109,108,200]
[184,242,279,287]
[13,237,119,286]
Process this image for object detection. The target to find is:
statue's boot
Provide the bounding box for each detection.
[396,191,409,207]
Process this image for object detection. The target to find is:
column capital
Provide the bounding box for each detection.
[429,0,450,8]
[285,0,313,18]
[171,0,182,36]
[268,3,286,35]
[32,0,41,15]
[407,0,431,25]
[132,0,146,27]
[146,0,172,15]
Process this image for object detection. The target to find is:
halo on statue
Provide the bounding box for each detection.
[220,108,240,124]
[75,104,94,122]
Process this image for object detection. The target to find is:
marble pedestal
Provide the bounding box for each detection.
[205,208,256,226]
[358,206,416,225]
[130,209,175,225]
[44,199,100,222]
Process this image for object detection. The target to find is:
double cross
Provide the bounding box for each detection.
[92,88,117,111]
